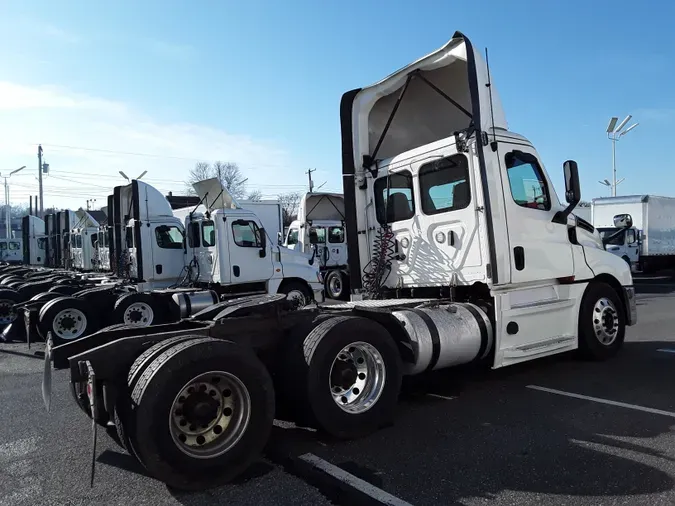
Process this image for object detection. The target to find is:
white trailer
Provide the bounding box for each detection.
[592,195,675,272]
[283,193,349,299]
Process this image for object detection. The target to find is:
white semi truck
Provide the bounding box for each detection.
[30,177,323,345]
[43,31,636,492]
[592,195,675,272]
[70,209,108,272]
[284,192,350,299]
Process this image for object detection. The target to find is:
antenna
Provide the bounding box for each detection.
[485,47,498,150]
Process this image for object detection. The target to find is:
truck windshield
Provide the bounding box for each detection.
[597,227,624,246]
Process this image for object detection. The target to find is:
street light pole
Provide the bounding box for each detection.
[1,166,26,239]
[604,115,639,197]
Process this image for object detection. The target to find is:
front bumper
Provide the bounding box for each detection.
[622,285,637,326]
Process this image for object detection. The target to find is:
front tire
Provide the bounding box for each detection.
[125,338,275,490]
[324,270,349,301]
[578,282,626,360]
[277,280,313,308]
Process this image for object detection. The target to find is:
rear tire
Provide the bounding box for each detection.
[113,293,159,327]
[0,289,20,325]
[578,282,625,360]
[125,338,275,490]
[282,316,402,439]
[38,297,93,345]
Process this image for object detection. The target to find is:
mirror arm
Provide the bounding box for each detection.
[552,198,579,225]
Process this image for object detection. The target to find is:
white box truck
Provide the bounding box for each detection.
[592,195,675,272]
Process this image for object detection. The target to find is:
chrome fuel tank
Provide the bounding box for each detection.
[392,303,493,375]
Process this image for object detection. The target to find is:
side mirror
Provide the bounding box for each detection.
[277,231,283,246]
[613,214,633,229]
[563,160,581,204]
[552,160,581,224]
[259,227,267,258]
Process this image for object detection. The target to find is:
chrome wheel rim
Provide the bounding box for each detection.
[593,297,619,345]
[285,290,306,307]
[328,275,342,298]
[53,308,87,340]
[123,302,154,327]
[169,371,251,459]
[329,341,386,414]
[0,299,17,324]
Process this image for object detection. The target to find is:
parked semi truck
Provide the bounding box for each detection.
[592,195,675,272]
[42,31,636,492]
[70,209,108,272]
[21,215,47,266]
[27,177,323,345]
[284,192,350,299]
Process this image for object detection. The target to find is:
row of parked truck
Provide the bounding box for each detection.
[3,30,645,494]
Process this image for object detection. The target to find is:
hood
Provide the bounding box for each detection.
[298,193,345,222]
[192,178,239,211]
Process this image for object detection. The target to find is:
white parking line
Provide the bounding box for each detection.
[526,385,675,418]
[657,348,675,354]
[426,393,456,401]
[299,453,414,506]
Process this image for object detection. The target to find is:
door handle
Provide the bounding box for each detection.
[514,246,525,271]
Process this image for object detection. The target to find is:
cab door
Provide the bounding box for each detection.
[227,218,274,284]
[499,145,574,284]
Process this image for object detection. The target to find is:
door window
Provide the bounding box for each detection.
[626,229,637,244]
[155,225,184,249]
[286,229,299,246]
[201,221,215,247]
[232,220,262,248]
[419,155,471,215]
[374,171,415,224]
[126,226,134,248]
[505,152,551,211]
[37,238,47,250]
[9,242,20,251]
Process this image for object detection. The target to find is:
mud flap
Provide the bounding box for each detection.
[85,360,98,487]
[42,335,53,412]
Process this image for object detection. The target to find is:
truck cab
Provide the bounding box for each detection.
[342,31,636,367]
[283,193,350,299]
[597,226,640,268]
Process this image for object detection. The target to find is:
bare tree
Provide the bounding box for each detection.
[279,191,302,227]
[247,190,263,202]
[185,161,248,201]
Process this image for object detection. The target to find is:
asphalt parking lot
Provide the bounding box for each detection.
[2,277,675,506]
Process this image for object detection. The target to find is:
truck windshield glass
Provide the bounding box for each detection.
[155,225,184,249]
[419,155,470,215]
[328,226,344,243]
[597,227,625,246]
[505,152,551,211]
[309,227,326,244]
[374,171,415,224]
[201,221,214,247]
[232,220,262,248]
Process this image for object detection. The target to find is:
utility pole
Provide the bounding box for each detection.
[602,115,639,197]
[38,145,44,218]
[306,168,316,193]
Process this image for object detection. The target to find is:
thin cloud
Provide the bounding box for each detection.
[33,22,81,44]
[0,81,300,209]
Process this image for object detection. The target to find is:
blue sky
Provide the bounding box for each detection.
[0,0,673,209]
